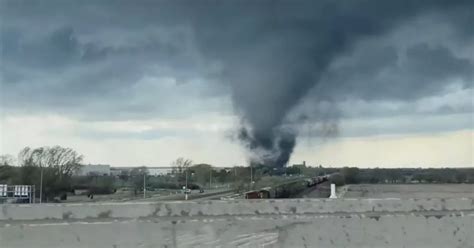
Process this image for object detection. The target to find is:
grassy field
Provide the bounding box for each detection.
[340,184,474,198]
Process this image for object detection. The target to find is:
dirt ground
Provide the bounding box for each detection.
[341,184,474,198]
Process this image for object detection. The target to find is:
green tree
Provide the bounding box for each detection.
[215,168,233,184]
[455,172,467,183]
[189,164,212,188]
[341,167,360,184]
[130,166,148,195]
[0,154,17,183]
[329,173,345,186]
[285,165,301,175]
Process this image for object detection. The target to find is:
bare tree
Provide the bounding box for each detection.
[0,154,16,166]
[171,157,193,174]
[17,147,36,167]
[47,146,84,177]
[18,146,84,177]
[16,146,84,200]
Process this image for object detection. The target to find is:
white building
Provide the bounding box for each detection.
[109,167,173,177]
[148,168,172,176]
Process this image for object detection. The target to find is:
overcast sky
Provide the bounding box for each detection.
[1,0,472,167]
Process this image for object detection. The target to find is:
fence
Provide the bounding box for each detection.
[0,184,35,204]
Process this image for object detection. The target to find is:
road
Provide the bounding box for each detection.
[133,188,235,202]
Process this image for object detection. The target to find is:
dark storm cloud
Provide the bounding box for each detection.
[1,19,224,118]
[317,42,473,103]
[1,0,473,167]
[406,43,473,83]
[183,0,473,167]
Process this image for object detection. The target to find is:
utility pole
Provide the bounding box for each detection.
[250,164,253,190]
[234,166,237,190]
[185,167,188,200]
[143,173,146,199]
[39,167,43,204]
[209,168,212,189]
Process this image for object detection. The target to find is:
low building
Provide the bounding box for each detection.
[110,168,124,177]
[110,166,172,177]
[148,168,172,176]
[77,164,111,176]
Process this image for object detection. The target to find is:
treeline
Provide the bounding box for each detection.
[122,162,261,194]
[321,167,474,186]
[357,167,474,184]
[2,147,473,202]
[0,146,84,201]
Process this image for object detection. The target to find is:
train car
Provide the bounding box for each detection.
[259,187,275,198]
[305,175,329,187]
[244,190,260,199]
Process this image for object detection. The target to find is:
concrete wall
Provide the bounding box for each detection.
[1,198,473,247]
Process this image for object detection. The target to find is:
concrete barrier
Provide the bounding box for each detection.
[1,198,473,247]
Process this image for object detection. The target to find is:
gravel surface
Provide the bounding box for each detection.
[294,181,331,198]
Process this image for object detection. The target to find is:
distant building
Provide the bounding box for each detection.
[148,168,172,176]
[292,161,308,168]
[77,164,111,176]
[110,168,124,177]
[110,167,172,177]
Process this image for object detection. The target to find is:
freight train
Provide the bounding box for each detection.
[245,175,330,199]
[304,175,329,187]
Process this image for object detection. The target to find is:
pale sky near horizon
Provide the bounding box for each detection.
[1,1,473,168]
